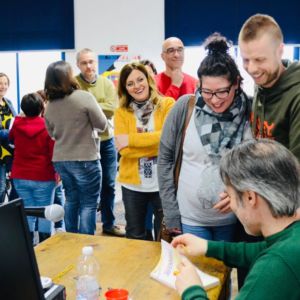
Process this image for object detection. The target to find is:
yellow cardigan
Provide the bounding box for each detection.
[114,97,174,184]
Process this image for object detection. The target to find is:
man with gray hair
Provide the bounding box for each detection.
[76,48,125,237]
[171,139,300,300]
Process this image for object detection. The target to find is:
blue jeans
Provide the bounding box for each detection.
[54,183,65,229]
[182,223,236,242]
[0,164,6,203]
[54,160,101,235]
[100,138,117,230]
[121,186,163,240]
[13,179,56,233]
[0,161,19,203]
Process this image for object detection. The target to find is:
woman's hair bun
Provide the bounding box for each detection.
[204,32,232,55]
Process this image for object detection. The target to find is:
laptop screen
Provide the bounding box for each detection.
[0,199,44,299]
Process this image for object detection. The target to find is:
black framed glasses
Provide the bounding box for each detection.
[164,47,184,55]
[199,84,233,100]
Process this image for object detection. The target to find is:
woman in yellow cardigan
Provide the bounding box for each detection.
[114,62,174,240]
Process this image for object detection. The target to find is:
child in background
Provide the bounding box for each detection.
[9,93,56,243]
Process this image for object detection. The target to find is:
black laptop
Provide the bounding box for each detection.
[0,199,65,300]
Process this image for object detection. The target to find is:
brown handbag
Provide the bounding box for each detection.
[158,96,196,242]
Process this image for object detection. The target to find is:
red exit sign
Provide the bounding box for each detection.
[110,45,128,52]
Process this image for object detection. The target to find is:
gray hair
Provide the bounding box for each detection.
[76,48,95,63]
[220,139,300,217]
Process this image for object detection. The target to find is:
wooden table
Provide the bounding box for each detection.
[35,233,229,300]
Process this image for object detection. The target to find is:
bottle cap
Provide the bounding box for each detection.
[40,276,53,289]
[82,246,93,256]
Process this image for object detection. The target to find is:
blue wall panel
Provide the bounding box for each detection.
[165,0,300,45]
[0,0,74,51]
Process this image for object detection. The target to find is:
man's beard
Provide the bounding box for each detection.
[261,65,282,88]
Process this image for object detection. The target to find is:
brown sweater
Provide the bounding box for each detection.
[45,90,107,161]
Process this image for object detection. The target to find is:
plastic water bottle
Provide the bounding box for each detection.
[76,246,100,300]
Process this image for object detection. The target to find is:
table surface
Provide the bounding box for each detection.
[35,232,228,300]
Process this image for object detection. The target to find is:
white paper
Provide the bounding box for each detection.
[150,240,220,290]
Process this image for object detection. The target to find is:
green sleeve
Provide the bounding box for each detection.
[182,285,208,300]
[97,78,117,119]
[207,240,267,268]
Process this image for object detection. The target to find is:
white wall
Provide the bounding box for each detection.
[18,52,62,99]
[0,52,62,112]
[67,0,166,74]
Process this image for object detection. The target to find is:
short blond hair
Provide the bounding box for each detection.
[239,14,283,45]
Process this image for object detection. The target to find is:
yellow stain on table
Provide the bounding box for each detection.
[52,264,74,283]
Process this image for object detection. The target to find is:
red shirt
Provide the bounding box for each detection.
[9,116,55,181]
[155,72,197,100]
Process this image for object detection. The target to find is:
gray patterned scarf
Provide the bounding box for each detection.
[129,99,154,126]
[194,89,250,159]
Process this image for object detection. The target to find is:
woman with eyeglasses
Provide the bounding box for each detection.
[114,62,174,240]
[158,33,252,242]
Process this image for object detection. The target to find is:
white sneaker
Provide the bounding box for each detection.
[55,227,65,234]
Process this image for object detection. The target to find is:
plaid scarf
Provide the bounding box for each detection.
[130,100,154,126]
[194,90,249,159]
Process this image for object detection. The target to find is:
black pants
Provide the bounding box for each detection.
[121,186,163,240]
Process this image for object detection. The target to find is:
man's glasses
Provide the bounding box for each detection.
[164,47,184,55]
[79,59,95,66]
[199,84,233,100]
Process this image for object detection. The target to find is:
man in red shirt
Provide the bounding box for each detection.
[155,37,197,100]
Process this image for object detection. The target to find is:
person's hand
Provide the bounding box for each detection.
[170,69,184,87]
[167,227,182,236]
[171,233,208,257]
[213,192,231,213]
[115,134,129,151]
[175,256,203,296]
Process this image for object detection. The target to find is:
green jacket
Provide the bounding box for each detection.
[76,74,117,141]
[182,221,300,300]
[251,61,300,161]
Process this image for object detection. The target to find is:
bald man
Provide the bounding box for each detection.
[155,37,197,100]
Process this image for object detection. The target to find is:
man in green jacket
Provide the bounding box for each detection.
[76,48,125,237]
[172,139,300,300]
[238,14,300,161]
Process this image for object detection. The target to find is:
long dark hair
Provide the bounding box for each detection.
[197,33,243,90]
[44,61,79,101]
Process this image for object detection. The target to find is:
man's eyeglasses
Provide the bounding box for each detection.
[79,59,95,66]
[199,84,233,100]
[164,47,184,55]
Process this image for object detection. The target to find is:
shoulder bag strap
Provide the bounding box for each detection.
[174,95,196,189]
